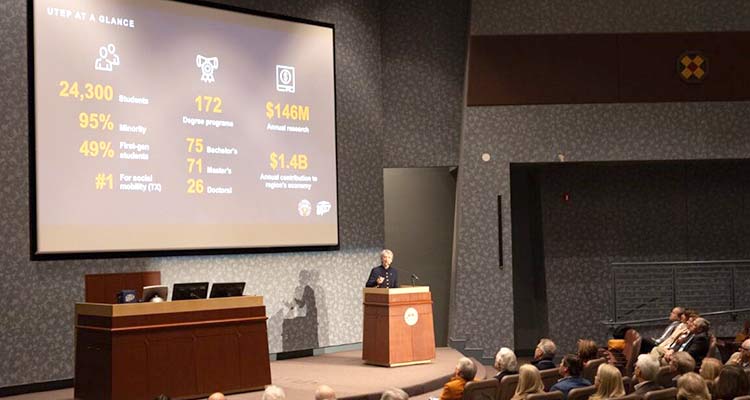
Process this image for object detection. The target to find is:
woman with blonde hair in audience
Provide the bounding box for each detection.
[589,364,625,400]
[677,372,710,400]
[512,364,544,400]
[698,357,722,396]
[577,339,599,365]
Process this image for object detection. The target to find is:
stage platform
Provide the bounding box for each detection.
[6,347,487,400]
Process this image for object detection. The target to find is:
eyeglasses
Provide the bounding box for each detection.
[741,347,750,352]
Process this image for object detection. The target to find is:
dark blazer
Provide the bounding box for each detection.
[365,265,398,288]
[681,332,709,365]
[495,370,517,381]
[633,381,663,397]
[549,376,592,400]
[531,357,556,371]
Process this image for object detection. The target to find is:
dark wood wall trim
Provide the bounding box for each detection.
[0,379,73,397]
[467,32,750,105]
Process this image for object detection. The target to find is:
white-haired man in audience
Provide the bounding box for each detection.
[380,388,409,400]
[208,392,225,400]
[439,357,477,400]
[632,354,663,396]
[531,338,557,370]
[315,385,336,400]
[262,385,286,400]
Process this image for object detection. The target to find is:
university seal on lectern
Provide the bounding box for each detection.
[404,307,419,326]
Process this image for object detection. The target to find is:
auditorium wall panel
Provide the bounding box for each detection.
[380,0,468,168]
[539,162,750,354]
[450,0,750,360]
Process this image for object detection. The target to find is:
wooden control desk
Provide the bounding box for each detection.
[362,286,436,367]
[75,296,271,400]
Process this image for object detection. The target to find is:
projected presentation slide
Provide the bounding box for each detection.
[32,0,338,254]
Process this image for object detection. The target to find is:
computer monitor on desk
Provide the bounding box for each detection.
[209,282,245,298]
[172,282,209,301]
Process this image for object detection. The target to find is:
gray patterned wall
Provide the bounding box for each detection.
[0,0,387,388]
[380,0,468,168]
[539,163,750,353]
[471,0,750,35]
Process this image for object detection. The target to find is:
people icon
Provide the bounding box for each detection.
[95,43,120,72]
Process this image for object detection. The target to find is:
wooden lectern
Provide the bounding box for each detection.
[362,286,436,367]
[75,293,271,400]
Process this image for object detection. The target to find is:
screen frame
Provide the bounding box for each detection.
[28,0,340,260]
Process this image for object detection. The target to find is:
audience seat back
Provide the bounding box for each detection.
[498,374,520,400]
[623,329,642,377]
[540,369,561,391]
[582,358,606,382]
[527,391,563,400]
[622,376,633,394]
[706,334,718,364]
[616,393,644,400]
[567,385,597,400]
[643,387,677,400]
[463,378,499,400]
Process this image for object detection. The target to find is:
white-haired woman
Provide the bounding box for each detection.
[494,347,519,381]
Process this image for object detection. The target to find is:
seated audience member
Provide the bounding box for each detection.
[698,357,722,396]
[643,307,685,353]
[633,354,663,396]
[713,364,750,400]
[315,385,336,400]
[550,355,592,400]
[589,364,625,400]
[668,318,710,366]
[659,310,698,350]
[699,357,722,381]
[439,357,477,400]
[577,339,599,365]
[512,364,545,400]
[676,372,710,400]
[726,338,750,368]
[670,352,697,385]
[262,385,286,400]
[495,347,519,381]
[381,388,409,400]
[532,338,557,370]
[208,393,225,400]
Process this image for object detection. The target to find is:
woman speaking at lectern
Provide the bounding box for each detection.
[365,249,399,288]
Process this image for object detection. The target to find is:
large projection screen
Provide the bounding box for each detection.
[31,0,338,256]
